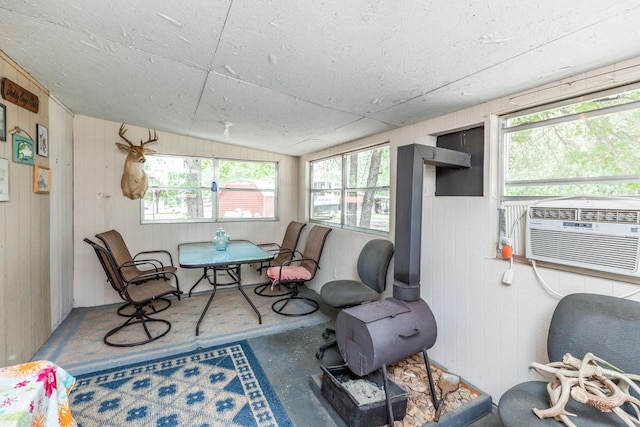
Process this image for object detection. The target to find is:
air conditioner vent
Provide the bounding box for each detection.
[529,229,639,273]
[579,209,640,224]
[529,207,577,221]
[526,199,640,276]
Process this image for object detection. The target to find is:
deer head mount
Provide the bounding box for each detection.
[115,123,157,200]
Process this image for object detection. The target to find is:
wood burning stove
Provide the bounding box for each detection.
[332,143,471,425]
[336,298,436,377]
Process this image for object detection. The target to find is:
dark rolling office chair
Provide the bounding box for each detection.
[85,238,182,347]
[316,238,394,360]
[253,221,306,297]
[499,293,640,426]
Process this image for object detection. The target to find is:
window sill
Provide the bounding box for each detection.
[510,254,640,286]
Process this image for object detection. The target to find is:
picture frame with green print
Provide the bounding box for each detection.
[13,134,34,165]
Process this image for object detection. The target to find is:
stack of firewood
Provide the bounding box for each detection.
[388,353,478,426]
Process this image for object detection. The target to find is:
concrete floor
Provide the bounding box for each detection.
[248,288,503,426]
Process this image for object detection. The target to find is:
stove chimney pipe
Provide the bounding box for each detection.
[393,144,471,302]
[336,144,471,378]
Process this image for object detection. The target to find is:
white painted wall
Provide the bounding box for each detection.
[72,117,300,307]
[48,97,74,330]
[302,57,640,402]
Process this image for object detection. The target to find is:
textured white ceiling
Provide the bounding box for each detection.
[2,1,640,155]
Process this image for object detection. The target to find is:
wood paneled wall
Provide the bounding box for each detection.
[0,53,52,366]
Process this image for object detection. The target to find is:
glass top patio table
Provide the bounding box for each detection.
[178,240,274,335]
[179,240,274,268]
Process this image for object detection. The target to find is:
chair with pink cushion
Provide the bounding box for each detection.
[253,221,307,297]
[266,225,332,316]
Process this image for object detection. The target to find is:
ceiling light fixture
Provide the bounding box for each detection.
[223,122,233,137]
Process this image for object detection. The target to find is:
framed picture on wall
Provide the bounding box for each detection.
[13,134,34,165]
[33,164,50,194]
[0,104,6,142]
[0,157,9,201]
[36,124,48,157]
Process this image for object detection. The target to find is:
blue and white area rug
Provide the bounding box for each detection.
[70,341,293,427]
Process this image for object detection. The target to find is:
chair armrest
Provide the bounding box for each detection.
[289,250,304,259]
[281,257,318,268]
[119,259,163,273]
[270,248,295,256]
[135,249,175,267]
[127,270,178,285]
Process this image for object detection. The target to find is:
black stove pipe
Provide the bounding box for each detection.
[335,143,471,377]
[393,144,471,301]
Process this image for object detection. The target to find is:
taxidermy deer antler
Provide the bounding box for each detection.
[115,123,157,200]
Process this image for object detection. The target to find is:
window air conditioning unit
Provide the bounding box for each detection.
[525,198,640,276]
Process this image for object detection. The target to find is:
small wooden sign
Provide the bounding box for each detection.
[1,78,39,113]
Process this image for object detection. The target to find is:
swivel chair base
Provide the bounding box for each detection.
[117,297,172,317]
[272,292,319,316]
[104,314,171,347]
[253,281,293,297]
[316,327,337,359]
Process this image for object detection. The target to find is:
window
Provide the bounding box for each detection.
[142,155,277,223]
[217,159,277,219]
[310,144,390,233]
[501,84,640,200]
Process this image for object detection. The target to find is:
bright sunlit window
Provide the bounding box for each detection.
[141,155,278,223]
[310,144,390,233]
[500,83,640,258]
[501,83,640,200]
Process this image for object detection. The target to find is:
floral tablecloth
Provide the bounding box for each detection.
[0,360,76,426]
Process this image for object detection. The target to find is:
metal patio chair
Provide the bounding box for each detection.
[96,229,178,315]
[253,221,306,297]
[85,238,181,347]
[266,225,332,316]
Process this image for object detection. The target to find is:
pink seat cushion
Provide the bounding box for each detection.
[267,266,312,285]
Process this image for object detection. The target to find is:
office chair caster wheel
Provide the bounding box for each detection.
[315,349,325,360]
